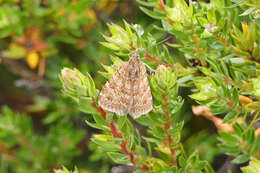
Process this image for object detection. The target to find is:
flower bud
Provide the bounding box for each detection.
[60,68,96,99]
[150,65,178,102]
[61,68,82,89]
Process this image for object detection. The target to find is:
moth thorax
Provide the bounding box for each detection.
[127,55,140,78]
[128,65,140,78]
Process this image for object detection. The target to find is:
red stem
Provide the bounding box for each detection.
[145,51,160,64]
[162,95,176,165]
[91,102,107,119]
[109,119,122,138]
[158,0,167,13]
[91,102,149,170]
[120,140,136,165]
[170,148,175,166]
[140,164,149,171]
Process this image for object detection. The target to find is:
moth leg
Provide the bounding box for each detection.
[145,63,156,76]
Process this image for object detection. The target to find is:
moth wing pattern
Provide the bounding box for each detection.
[98,62,132,115]
[128,61,153,118]
[99,52,153,117]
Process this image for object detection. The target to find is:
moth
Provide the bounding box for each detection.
[98,52,153,118]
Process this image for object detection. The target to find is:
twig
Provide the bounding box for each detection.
[239,95,253,105]
[255,127,260,136]
[91,102,149,171]
[91,101,107,119]
[162,94,177,166]
[109,119,122,138]
[37,56,45,77]
[192,105,233,132]
[145,51,160,65]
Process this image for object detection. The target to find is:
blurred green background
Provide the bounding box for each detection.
[1,0,259,173]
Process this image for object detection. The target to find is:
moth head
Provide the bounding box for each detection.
[131,51,140,59]
[127,53,141,78]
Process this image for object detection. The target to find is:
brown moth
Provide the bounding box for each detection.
[98,52,153,118]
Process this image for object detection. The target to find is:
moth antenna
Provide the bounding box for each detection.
[156,35,173,45]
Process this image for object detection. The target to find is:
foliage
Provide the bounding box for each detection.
[54,166,79,173]
[0,106,85,173]
[0,0,260,172]
[0,0,114,77]
[242,158,260,173]
[0,0,123,172]
[59,0,260,172]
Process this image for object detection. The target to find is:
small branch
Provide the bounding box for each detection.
[120,140,136,165]
[109,119,149,171]
[1,57,40,81]
[93,101,149,170]
[192,106,260,138]
[162,94,176,166]
[91,102,107,119]
[145,51,160,65]
[109,119,122,138]
[255,127,260,136]
[239,95,253,105]
[192,105,233,132]
[37,56,45,77]
[109,120,150,170]
[157,0,167,13]
[140,164,149,171]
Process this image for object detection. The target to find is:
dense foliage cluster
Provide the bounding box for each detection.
[0,0,260,173]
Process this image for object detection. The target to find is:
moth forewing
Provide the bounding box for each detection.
[98,53,153,118]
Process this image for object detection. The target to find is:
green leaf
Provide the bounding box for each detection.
[136,0,157,7]
[178,156,186,167]
[204,161,215,173]
[242,159,260,173]
[232,123,244,136]
[244,129,255,144]
[166,166,178,173]
[239,7,256,16]
[219,131,240,144]
[168,121,184,136]
[86,72,97,98]
[107,152,130,164]
[223,111,239,123]
[91,138,121,152]
[3,46,26,58]
[54,166,79,173]
[139,7,166,20]
[43,112,61,124]
[232,154,250,164]
[100,42,120,50]
[85,119,108,131]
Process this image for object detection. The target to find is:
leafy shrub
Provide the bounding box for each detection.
[60,0,260,172]
[0,0,260,172]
